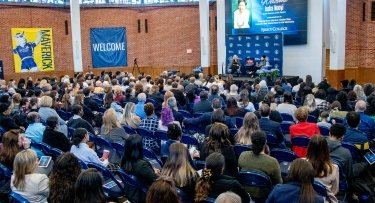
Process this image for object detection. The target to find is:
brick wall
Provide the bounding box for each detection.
[0,4,217,80]
[346,0,375,68]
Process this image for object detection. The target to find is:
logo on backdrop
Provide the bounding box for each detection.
[225,33,284,75]
[90,27,127,68]
[11,28,55,73]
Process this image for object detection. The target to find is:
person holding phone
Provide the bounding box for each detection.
[70,128,109,167]
[234,0,250,29]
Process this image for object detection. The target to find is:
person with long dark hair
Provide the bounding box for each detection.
[266,159,324,203]
[48,153,81,203]
[42,116,71,152]
[200,123,238,177]
[74,168,106,203]
[120,134,159,202]
[195,152,250,203]
[306,135,339,203]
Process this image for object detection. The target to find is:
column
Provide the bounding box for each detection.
[216,0,225,74]
[199,0,210,68]
[329,0,346,88]
[70,0,83,72]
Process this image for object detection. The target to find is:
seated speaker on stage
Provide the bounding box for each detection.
[257,55,271,70]
[227,55,241,76]
[244,57,258,77]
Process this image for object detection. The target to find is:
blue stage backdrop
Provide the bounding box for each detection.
[90,27,127,68]
[226,33,283,75]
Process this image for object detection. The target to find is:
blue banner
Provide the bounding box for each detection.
[90,27,127,68]
[226,33,283,75]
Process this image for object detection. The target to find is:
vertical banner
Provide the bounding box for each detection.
[226,33,283,75]
[90,27,127,68]
[0,60,4,80]
[11,28,55,73]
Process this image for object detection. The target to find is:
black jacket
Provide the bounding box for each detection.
[42,128,71,152]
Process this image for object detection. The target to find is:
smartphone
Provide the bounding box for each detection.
[38,156,52,168]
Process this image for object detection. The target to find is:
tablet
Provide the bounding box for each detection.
[38,156,52,168]
[364,149,375,165]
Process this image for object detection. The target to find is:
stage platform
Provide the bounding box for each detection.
[222,75,300,86]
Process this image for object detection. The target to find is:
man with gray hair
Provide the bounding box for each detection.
[215,192,242,203]
[355,100,375,140]
[135,93,147,119]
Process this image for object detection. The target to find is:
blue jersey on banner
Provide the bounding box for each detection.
[90,27,127,68]
[226,33,283,75]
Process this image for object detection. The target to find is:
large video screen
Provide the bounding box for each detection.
[225,0,308,45]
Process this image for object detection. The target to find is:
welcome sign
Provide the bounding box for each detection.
[90,27,127,68]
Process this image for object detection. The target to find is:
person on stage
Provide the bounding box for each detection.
[234,0,250,29]
[257,55,271,69]
[228,55,241,77]
[245,57,258,77]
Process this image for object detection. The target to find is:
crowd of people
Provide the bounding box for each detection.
[0,70,375,203]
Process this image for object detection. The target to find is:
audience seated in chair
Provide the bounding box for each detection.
[306,135,339,203]
[48,152,81,203]
[200,123,238,177]
[120,134,159,202]
[74,168,106,203]
[67,104,95,136]
[235,112,260,146]
[25,112,45,143]
[258,104,285,146]
[11,149,49,203]
[146,176,182,203]
[290,107,320,157]
[121,102,141,129]
[266,158,325,203]
[343,111,370,152]
[161,143,198,200]
[194,152,250,203]
[42,116,71,152]
[238,131,282,199]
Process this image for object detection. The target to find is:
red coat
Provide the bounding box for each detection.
[289,122,320,157]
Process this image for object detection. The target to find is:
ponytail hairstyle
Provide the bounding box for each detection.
[287,159,316,203]
[72,128,88,148]
[195,152,225,202]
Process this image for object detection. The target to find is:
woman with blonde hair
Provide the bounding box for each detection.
[161,143,198,200]
[101,108,127,144]
[162,91,174,108]
[121,102,141,129]
[11,149,49,202]
[353,84,365,101]
[235,112,260,145]
[303,94,319,119]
